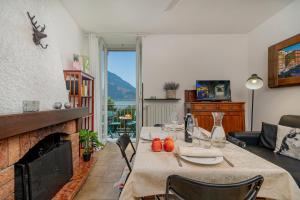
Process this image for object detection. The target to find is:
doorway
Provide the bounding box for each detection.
[106,50,137,141]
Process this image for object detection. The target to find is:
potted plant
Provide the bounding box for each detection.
[79,129,104,162]
[163,82,180,99]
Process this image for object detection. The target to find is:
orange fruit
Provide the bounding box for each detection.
[151,138,162,152]
[163,140,174,152]
[164,136,174,143]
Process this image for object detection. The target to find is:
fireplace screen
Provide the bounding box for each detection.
[15,134,73,200]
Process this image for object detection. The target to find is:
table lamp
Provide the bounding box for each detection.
[245,74,263,131]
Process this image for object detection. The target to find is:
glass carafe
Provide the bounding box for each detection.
[211,112,226,148]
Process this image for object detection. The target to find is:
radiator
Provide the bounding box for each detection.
[143,102,177,126]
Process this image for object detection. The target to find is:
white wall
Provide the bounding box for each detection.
[248,0,300,130]
[142,35,249,123]
[48,0,85,69]
[0,0,84,114]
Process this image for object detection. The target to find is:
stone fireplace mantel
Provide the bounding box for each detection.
[0,108,88,140]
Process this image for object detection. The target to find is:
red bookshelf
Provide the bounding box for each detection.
[64,70,94,131]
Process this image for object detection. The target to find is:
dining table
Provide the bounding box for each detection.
[119,127,300,200]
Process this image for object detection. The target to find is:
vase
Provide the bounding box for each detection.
[211,112,226,148]
[166,90,176,99]
[83,152,91,162]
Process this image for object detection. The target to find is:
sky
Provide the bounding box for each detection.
[107,51,136,87]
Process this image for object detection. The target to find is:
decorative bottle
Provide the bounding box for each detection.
[184,113,193,143]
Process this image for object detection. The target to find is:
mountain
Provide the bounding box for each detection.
[108,71,136,101]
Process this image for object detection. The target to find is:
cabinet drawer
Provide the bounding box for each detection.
[191,104,218,111]
[218,104,243,111]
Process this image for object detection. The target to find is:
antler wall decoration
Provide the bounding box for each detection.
[27,11,48,49]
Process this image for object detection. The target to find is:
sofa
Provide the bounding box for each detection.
[228,115,300,187]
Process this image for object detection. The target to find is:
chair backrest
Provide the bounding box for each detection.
[116,134,136,171]
[279,115,300,128]
[166,175,264,200]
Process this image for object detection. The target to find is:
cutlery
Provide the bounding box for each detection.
[174,153,183,167]
[224,156,234,167]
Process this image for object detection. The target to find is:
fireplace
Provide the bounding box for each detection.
[15,134,73,200]
[0,108,88,200]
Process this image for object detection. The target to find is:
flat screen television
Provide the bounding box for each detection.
[196,80,231,101]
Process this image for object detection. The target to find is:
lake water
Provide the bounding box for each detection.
[114,100,136,108]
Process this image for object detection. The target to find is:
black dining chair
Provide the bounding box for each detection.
[117,134,161,200]
[165,175,264,200]
[116,133,136,183]
[115,134,137,198]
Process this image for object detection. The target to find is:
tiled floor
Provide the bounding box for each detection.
[74,142,126,200]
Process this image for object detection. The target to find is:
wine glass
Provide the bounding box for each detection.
[170,112,179,131]
[170,112,179,125]
[167,112,178,141]
[193,116,199,130]
[191,116,200,145]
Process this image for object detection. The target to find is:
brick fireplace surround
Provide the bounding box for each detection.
[0,108,90,200]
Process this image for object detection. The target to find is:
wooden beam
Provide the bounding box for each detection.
[0,108,88,140]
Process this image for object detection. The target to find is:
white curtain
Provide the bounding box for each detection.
[136,36,143,142]
[99,40,108,142]
[88,33,106,142]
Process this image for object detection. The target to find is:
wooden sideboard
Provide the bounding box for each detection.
[185,102,245,133]
[184,90,245,133]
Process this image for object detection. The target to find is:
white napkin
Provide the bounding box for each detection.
[177,146,223,158]
[199,127,211,138]
[164,124,184,130]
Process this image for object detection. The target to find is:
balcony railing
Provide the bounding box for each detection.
[107,103,136,139]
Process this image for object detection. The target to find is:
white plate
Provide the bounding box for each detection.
[180,155,223,165]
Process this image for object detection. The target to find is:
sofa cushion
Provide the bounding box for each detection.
[279,115,300,129]
[228,131,261,146]
[259,122,277,150]
[278,130,300,161]
[245,146,300,187]
[275,125,297,152]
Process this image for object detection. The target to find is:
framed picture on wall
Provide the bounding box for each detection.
[268,34,300,88]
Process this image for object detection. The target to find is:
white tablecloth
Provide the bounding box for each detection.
[120,127,300,200]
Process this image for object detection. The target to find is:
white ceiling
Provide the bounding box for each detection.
[61,0,293,46]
